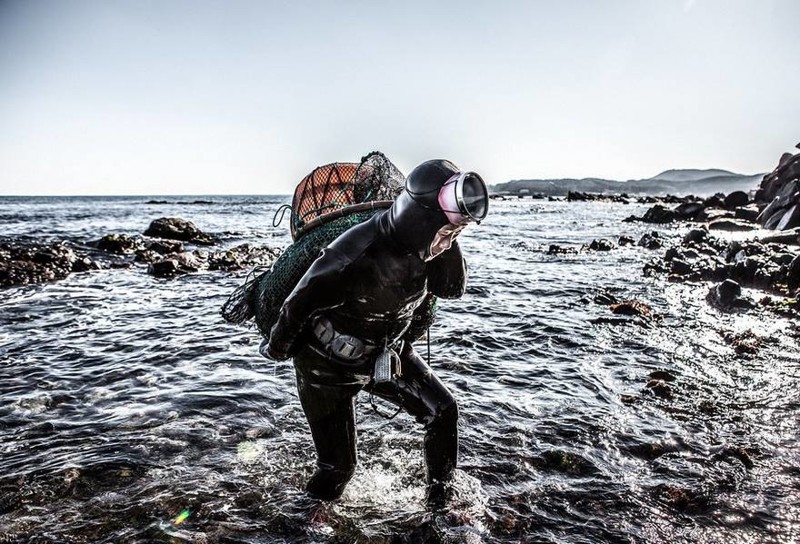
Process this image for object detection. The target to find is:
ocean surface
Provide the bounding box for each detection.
[1,195,798,544]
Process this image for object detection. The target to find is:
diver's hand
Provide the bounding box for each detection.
[259,338,291,361]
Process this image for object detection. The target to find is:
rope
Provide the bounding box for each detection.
[273,204,293,228]
[369,391,403,420]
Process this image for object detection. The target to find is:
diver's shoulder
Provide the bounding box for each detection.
[326,213,383,261]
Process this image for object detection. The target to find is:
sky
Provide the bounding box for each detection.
[0,0,798,195]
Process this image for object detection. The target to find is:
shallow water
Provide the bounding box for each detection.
[1,196,799,543]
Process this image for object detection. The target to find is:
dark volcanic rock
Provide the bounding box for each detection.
[548,244,578,255]
[618,236,635,246]
[0,241,98,287]
[703,194,725,209]
[707,279,755,310]
[787,256,800,290]
[96,234,145,254]
[683,228,709,245]
[148,240,184,254]
[610,300,654,319]
[641,205,679,224]
[670,259,692,276]
[708,219,756,232]
[638,232,663,250]
[724,191,749,210]
[734,205,761,223]
[645,379,672,399]
[588,239,614,251]
[146,244,280,278]
[143,217,215,245]
[147,259,180,277]
[755,150,800,230]
[674,201,705,221]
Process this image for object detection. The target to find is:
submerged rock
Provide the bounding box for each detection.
[610,300,653,318]
[547,244,578,255]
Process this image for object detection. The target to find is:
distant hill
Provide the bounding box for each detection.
[492,169,765,197]
[649,169,739,182]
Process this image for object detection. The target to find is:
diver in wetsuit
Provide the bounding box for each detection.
[265,159,488,507]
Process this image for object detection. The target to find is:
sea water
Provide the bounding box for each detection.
[1,195,798,543]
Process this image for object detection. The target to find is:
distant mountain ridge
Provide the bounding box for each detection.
[492,169,765,197]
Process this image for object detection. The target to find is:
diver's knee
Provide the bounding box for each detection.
[427,399,458,429]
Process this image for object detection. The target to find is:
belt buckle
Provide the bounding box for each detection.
[331,334,365,360]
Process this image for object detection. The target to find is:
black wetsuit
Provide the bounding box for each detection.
[267,175,468,502]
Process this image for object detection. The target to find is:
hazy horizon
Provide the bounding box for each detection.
[1,0,798,196]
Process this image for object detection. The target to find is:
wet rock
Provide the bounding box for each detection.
[594,291,619,305]
[707,279,755,310]
[674,201,705,221]
[682,227,709,245]
[548,244,578,255]
[724,191,749,210]
[723,330,760,356]
[638,231,663,250]
[648,370,675,382]
[709,219,756,232]
[536,449,599,476]
[652,484,708,513]
[618,235,635,246]
[734,205,761,223]
[96,233,145,254]
[712,445,755,469]
[755,151,800,230]
[72,256,101,272]
[670,259,692,276]
[703,194,725,209]
[147,259,180,277]
[148,239,184,254]
[717,279,741,304]
[787,256,800,290]
[143,217,215,245]
[760,228,800,245]
[588,238,614,251]
[0,241,93,287]
[610,300,653,319]
[134,249,161,263]
[145,244,280,277]
[641,205,679,224]
[207,244,281,272]
[644,379,672,399]
[620,394,639,405]
[730,257,759,284]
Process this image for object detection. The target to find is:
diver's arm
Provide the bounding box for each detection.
[266,248,349,360]
[426,240,467,299]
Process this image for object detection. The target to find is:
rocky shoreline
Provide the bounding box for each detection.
[4,147,799,323]
[626,148,800,319]
[0,217,280,287]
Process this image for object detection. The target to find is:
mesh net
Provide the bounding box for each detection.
[290,151,405,240]
[221,151,437,344]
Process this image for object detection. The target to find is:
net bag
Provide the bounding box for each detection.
[221,151,437,343]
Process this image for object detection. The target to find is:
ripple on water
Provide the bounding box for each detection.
[1,197,800,542]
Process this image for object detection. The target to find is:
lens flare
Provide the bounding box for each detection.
[173,509,191,525]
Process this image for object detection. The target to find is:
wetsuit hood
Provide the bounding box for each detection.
[380,159,460,259]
